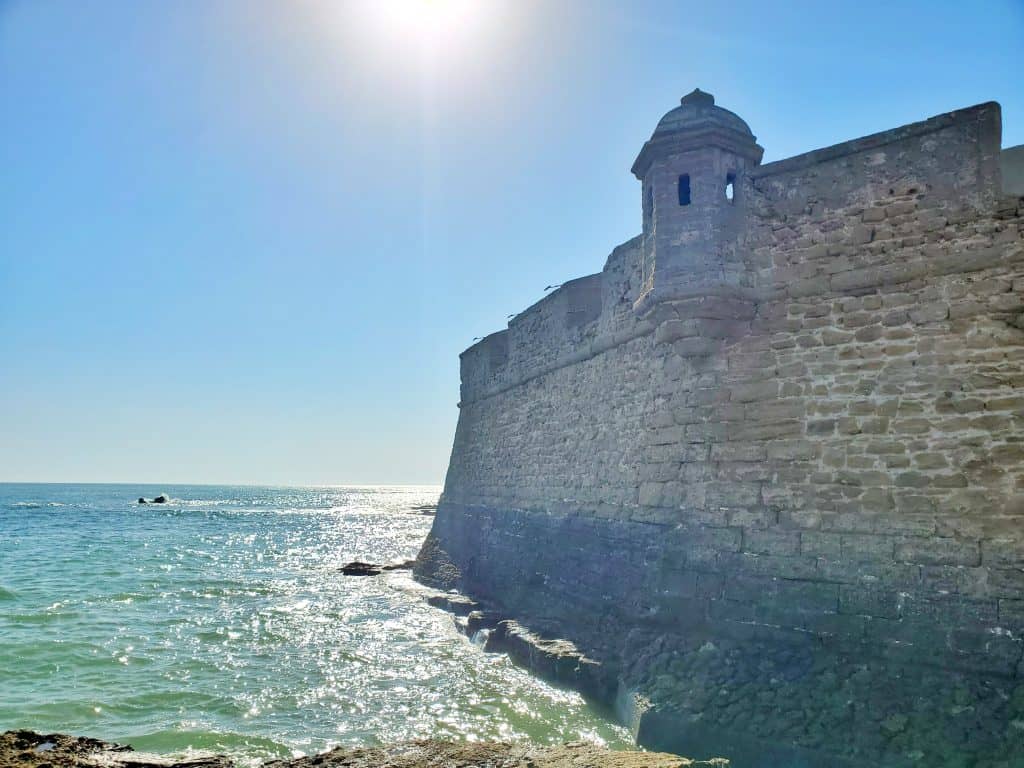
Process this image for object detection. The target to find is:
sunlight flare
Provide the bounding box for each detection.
[359,0,489,53]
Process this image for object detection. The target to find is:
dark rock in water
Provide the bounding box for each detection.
[0,730,231,768]
[137,497,148,504]
[151,495,169,504]
[410,504,437,515]
[340,561,382,576]
[380,559,415,571]
[340,560,415,576]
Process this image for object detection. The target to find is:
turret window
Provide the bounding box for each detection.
[678,174,691,206]
[725,172,736,203]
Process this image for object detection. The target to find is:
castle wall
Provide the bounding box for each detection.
[419,101,1024,766]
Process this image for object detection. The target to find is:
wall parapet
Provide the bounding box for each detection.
[459,101,1018,406]
[751,102,1001,185]
[459,238,649,405]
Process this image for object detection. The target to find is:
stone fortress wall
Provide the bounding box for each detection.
[416,91,1024,767]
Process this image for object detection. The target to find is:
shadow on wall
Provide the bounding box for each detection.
[1003,145,1024,196]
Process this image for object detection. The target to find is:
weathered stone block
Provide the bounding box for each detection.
[895,537,981,566]
[850,224,875,244]
[708,597,756,622]
[983,537,1024,567]
[807,418,837,435]
[743,529,801,556]
[638,481,665,507]
[841,534,894,562]
[886,200,917,217]
[730,380,779,403]
[822,329,854,345]
[709,442,766,462]
[998,598,1024,627]
[986,567,1024,597]
[694,572,725,598]
[645,426,686,445]
[801,531,842,558]
[705,482,761,508]
[721,551,820,580]
[775,580,839,612]
[673,337,721,357]
[838,585,900,619]
[727,420,803,441]
[766,439,816,460]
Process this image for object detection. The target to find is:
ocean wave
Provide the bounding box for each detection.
[154,507,246,520]
[3,610,82,625]
[123,728,292,765]
[0,585,17,600]
[169,498,232,507]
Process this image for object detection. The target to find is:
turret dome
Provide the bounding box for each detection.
[631,88,763,179]
[652,88,755,139]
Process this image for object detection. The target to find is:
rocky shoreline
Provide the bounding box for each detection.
[0,731,725,768]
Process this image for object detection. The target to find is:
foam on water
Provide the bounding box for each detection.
[0,484,629,765]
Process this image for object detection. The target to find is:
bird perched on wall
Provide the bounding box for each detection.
[544,284,561,291]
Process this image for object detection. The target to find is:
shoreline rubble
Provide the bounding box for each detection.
[0,731,727,768]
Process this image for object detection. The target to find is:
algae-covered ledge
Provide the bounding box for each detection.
[415,90,1024,768]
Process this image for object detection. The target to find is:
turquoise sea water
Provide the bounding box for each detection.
[0,484,628,764]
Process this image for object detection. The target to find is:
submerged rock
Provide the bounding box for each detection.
[339,560,415,576]
[0,731,725,768]
[380,559,415,571]
[340,561,382,576]
[152,495,169,504]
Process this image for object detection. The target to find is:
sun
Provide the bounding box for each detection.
[360,0,487,52]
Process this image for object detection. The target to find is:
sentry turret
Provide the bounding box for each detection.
[632,89,763,312]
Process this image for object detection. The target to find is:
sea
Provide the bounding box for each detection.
[0,484,628,764]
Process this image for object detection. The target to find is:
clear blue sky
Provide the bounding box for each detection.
[1,0,1022,485]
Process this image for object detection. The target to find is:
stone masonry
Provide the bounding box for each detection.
[416,91,1024,767]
